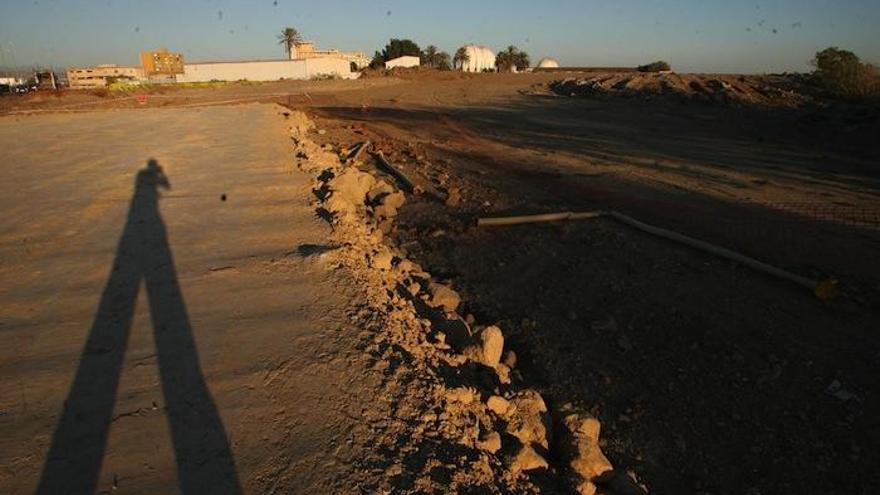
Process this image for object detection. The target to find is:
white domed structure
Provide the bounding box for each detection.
[537,57,560,69]
[458,45,496,72]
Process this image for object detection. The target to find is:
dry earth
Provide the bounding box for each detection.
[2,71,879,494]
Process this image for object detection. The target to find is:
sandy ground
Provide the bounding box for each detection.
[0,105,378,494]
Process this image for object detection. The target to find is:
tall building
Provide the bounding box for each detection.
[140,48,184,76]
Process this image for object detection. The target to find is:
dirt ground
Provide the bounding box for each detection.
[299,71,880,494]
[2,71,879,494]
[0,105,388,494]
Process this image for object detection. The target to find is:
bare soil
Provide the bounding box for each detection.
[2,71,879,494]
[301,71,880,494]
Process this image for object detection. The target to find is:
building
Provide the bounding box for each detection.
[175,57,355,83]
[384,55,420,69]
[140,48,184,76]
[0,72,28,88]
[66,65,143,89]
[289,41,370,69]
[536,57,560,69]
[458,45,495,72]
[34,71,58,90]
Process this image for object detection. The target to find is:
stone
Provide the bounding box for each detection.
[508,444,548,472]
[383,190,406,210]
[373,251,393,271]
[479,326,504,367]
[477,431,502,454]
[329,168,376,207]
[506,390,551,449]
[486,395,510,416]
[445,387,477,405]
[428,283,460,312]
[367,181,394,203]
[558,413,613,487]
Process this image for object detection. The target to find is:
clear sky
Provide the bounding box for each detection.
[1,0,878,73]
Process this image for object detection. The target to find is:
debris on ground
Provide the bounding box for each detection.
[285,109,625,493]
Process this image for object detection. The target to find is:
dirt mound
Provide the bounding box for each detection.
[548,72,815,107]
[288,110,647,494]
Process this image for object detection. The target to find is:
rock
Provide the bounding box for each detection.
[477,431,502,454]
[479,326,504,366]
[317,129,327,135]
[508,444,548,472]
[445,187,461,207]
[383,190,406,210]
[506,390,551,449]
[373,251,393,271]
[557,412,613,489]
[445,387,477,405]
[366,180,394,203]
[486,395,510,416]
[329,168,376,207]
[373,203,399,220]
[428,283,460,312]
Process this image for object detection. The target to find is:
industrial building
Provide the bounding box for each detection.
[66,65,143,89]
[458,45,496,72]
[384,55,420,69]
[176,57,355,83]
[66,39,359,89]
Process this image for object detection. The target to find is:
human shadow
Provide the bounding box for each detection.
[36,160,241,495]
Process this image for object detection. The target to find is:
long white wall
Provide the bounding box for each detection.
[176,58,355,83]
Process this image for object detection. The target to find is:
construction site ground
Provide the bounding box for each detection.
[2,71,879,494]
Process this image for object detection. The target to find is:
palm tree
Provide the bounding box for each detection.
[496,45,530,72]
[277,27,303,58]
[453,47,470,70]
[422,45,439,68]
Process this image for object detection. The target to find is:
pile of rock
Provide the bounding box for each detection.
[286,109,637,494]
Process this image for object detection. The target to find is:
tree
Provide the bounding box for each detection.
[812,47,879,100]
[379,39,422,62]
[421,45,452,70]
[277,27,303,57]
[453,47,470,70]
[435,52,452,71]
[496,45,530,72]
[637,61,671,72]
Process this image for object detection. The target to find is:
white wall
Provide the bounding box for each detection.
[176,58,355,83]
[385,56,420,69]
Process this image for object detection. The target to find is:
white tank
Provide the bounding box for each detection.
[458,45,496,72]
[537,57,560,69]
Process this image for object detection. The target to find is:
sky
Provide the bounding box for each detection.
[0,0,878,73]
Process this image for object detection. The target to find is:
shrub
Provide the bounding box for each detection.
[812,47,880,101]
[637,61,671,73]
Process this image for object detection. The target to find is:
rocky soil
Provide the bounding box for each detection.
[542,72,817,107]
[286,111,647,494]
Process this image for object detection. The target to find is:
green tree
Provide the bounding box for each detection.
[379,39,422,62]
[435,52,452,71]
[453,47,470,70]
[277,27,303,57]
[496,45,530,72]
[421,45,451,70]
